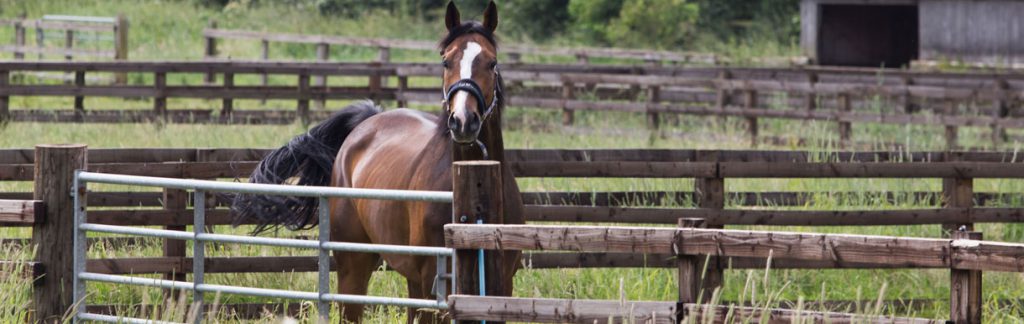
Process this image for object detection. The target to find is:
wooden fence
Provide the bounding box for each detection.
[445,223,1019,323]
[201,24,726,66]
[2,61,1024,148]
[1,15,128,83]
[2,146,1023,322]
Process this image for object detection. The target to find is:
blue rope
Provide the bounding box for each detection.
[476,218,487,324]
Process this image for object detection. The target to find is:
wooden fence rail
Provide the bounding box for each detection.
[2,60,1022,148]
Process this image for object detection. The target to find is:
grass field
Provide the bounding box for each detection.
[2,0,1024,323]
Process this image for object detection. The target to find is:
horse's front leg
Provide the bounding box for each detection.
[407,256,445,324]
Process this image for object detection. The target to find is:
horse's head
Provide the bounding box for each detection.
[440,1,501,145]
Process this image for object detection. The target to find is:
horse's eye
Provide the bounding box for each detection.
[489,61,498,69]
[442,60,450,69]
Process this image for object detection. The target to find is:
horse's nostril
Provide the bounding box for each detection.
[448,115,460,132]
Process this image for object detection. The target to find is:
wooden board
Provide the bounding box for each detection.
[0,199,42,225]
[680,303,943,324]
[448,295,676,324]
[445,224,678,254]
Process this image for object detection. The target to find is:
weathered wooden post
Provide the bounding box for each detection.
[203,19,218,84]
[692,151,723,295]
[33,144,87,323]
[991,79,1009,149]
[13,13,26,60]
[396,74,409,108]
[377,46,390,89]
[804,73,818,111]
[73,71,85,121]
[945,100,959,150]
[222,72,235,118]
[297,73,311,125]
[153,72,167,120]
[950,230,982,324]
[260,39,269,105]
[942,153,973,236]
[837,94,852,148]
[113,14,129,84]
[451,161,504,324]
[646,85,660,130]
[163,188,188,298]
[561,81,574,126]
[314,43,329,110]
[715,70,732,127]
[64,29,74,61]
[744,89,759,147]
[677,217,709,305]
[0,69,9,122]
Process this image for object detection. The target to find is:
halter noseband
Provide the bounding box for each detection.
[442,73,500,121]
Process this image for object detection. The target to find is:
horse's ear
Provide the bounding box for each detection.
[445,1,461,31]
[482,0,498,33]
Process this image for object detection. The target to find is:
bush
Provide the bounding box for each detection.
[570,0,698,49]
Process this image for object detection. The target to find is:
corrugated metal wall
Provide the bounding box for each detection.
[919,0,1024,65]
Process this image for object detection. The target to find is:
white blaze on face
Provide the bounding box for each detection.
[450,42,482,119]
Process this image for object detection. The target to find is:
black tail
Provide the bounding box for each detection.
[231,101,380,233]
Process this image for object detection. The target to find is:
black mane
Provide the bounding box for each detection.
[439,21,498,54]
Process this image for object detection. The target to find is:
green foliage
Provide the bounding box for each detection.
[693,0,799,45]
[501,0,570,42]
[569,0,698,49]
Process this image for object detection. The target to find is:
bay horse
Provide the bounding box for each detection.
[230,1,523,323]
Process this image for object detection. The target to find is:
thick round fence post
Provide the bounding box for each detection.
[452,161,505,324]
[950,231,982,324]
[32,144,87,323]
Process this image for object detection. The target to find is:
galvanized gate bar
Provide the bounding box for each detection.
[77,171,453,201]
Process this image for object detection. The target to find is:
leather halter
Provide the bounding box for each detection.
[442,71,500,122]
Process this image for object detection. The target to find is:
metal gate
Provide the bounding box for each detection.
[71,171,455,323]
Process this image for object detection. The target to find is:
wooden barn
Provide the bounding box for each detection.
[801,0,1024,67]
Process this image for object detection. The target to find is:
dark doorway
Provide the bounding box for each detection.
[818,4,918,67]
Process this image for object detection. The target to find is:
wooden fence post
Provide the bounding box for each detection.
[950,230,982,324]
[942,153,972,236]
[561,81,574,126]
[507,52,521,64]
[114,14,128,84]
[901,76,916,114]
[715,70,732,127]
[64,29,74,61]
[452,161,505,324]
[838,94,852,148]
[369,62,383,104]
[35,22,43,60]
[222,72,234,118]
[154,72,167,120]
[377,46,390,88]
[646,85,660,130]
[74,71,85,122]
[575,53,589,64]
[693,151,724,295]
[13,13,26,60]
[260,39,269,105]
[677,218,710,305]
[0,70,9,122]
[396,75,409,108]
[991,80,1009,149]
[32,144,87,323]
[945,100,959,151]
[805,73,818,111]
[314,43,329,110]
[203,20,218,84]
[163,188,188,298]
[297,73,310,125]
[744,89,759,147]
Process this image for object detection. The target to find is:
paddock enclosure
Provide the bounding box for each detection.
[2,145,1024,322]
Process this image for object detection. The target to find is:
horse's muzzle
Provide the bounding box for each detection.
[448,111,481,144]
